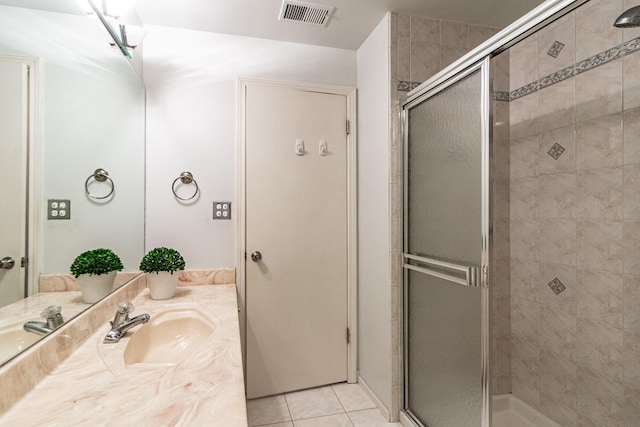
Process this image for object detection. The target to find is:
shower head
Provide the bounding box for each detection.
[614,5,640,27]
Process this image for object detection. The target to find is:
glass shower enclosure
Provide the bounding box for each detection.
[403,59,491,426]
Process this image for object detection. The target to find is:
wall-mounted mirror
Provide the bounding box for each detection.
[0,0,145,365]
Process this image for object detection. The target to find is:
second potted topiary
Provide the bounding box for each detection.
[139,247,185,299]
[70,248,123,303]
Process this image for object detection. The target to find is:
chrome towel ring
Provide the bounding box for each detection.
[85,168,114,200]
[172,171,199,201]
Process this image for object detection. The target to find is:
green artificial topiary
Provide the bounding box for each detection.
[139,247,185,274]
[70,248,123,278]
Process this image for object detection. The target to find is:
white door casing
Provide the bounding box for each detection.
[239,79,357,398]
[0,55,40,306]
[0,60,27,306]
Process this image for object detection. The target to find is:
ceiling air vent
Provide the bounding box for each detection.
[279,1,335,27]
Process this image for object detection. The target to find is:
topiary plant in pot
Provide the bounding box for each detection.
[70,248,123,303]
[139,247,185,300]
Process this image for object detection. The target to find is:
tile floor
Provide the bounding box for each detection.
[246,383,403,427]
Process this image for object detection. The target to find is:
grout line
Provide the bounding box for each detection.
[282,392,294,424]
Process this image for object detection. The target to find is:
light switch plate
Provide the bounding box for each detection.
[213,201,231,220]
[48,199,71,220]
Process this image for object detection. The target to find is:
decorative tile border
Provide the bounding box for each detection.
[397,80,421,92]
[493,91,511,102]
[510,36,640,101]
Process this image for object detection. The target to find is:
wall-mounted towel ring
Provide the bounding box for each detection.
[85,168,114,200]
[172,171,199,201]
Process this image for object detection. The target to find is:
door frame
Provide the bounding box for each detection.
[237,78,358,383]
[0,54,41,298]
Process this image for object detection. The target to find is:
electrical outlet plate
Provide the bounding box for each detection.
[48,199,71,220]
[213,202,231,220]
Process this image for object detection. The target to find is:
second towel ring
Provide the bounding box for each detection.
[172,171,199,201]
[85,168,114,200]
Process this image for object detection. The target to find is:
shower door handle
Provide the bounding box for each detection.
[0,257,15,269]
[250,251,262,262]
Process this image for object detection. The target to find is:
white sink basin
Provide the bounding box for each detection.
[123,307,215,366]
[0,323,41,362]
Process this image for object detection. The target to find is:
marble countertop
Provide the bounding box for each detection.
[0,284,247,427]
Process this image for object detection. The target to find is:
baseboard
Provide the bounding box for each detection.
[399,411,418,427]
[357,375,391,421]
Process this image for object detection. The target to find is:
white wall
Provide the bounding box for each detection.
[356,14,392,413]
[0,6,145,274]
[143,26,357,268]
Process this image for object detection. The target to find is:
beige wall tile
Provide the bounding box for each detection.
[492,51,511,93]
[493,257,511,298]
[539,219,577,266]
[510,176,538,219]
[539,125,576,175]
[468,25,499,49]
[538,173,576,219]
[539,349,577,409]
[511,259,539,302]
[624,221,640,275]
[494,217,511,258]
[575,0,623,61]
[577,219,623,273]
[512,373,541,407]
[538,14,576,77]
[410,40,440,82]
[625,385,640,426]
[539,392,578,426]
[410,16,439,43]
[624,164,640,219]
[577,167,623,220]
[539,305,577,361]
[510,37,539,90]
[624,331,640,388]
[397,43,410,81]
[512,334,540,383]
[576,112,623,170]
[512,296,540,343]
[510,94,539,139]
[494,178,511,219]
[511,134,539,178]
[576,366,624,427]
[538,78,575,133]
[575,61,623,123]
[397,15,410,40]
[440,45,468,69]
[623,0,640,41]
[623,107,640,164]
[539,263,577,315]
[623,52,640,111]
[624,275,640,334]
[511,219,539,261]
[440,21,468,48]
[577,317,624,381]
[577,269,624,328]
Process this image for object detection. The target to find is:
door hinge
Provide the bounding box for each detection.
[21,257,28,268]
[346,327,350,344]
[346,120,351,135]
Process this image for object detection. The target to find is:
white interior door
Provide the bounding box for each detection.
[245,83,348,398]
[0,59,28,307]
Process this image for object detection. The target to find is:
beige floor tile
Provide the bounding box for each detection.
[293,413,353,427]
[247,394,291,427]
[285,386,345,420]
[347,408,397,426]
[262,423,294,427]
[332,383,377,412]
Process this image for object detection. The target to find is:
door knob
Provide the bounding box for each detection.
[250,251,262,262]
[1,257,15,269]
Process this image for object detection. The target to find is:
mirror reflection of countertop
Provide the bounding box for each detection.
[0,285,247,427]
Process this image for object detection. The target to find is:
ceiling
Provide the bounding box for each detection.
[133,0,547,50]
[0,0,547,50]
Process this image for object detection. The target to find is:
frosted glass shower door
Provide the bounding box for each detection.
[403,60,490,427]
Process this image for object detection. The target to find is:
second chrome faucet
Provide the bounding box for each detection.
[104,301,150,343]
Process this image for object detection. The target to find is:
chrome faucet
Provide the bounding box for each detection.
[24,305,64,336]
[104,301,150,343]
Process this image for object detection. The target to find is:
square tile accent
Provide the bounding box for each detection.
[548,143,566,160]
[548,277,567,295]
[547,40,566,58]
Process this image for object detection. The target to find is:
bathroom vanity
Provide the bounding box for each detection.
[0,276,247,426]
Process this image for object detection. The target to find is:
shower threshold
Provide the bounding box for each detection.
[493,394,561,427]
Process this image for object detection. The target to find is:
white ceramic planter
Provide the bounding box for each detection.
[146,271,180,300]
[77,271,117,304]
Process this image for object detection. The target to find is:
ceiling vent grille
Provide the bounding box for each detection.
[279,1,335,27]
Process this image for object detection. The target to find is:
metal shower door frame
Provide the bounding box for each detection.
[401,57,492,427]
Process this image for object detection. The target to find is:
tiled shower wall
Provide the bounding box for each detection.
[389,13,499,418]
[508,0,640,425]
